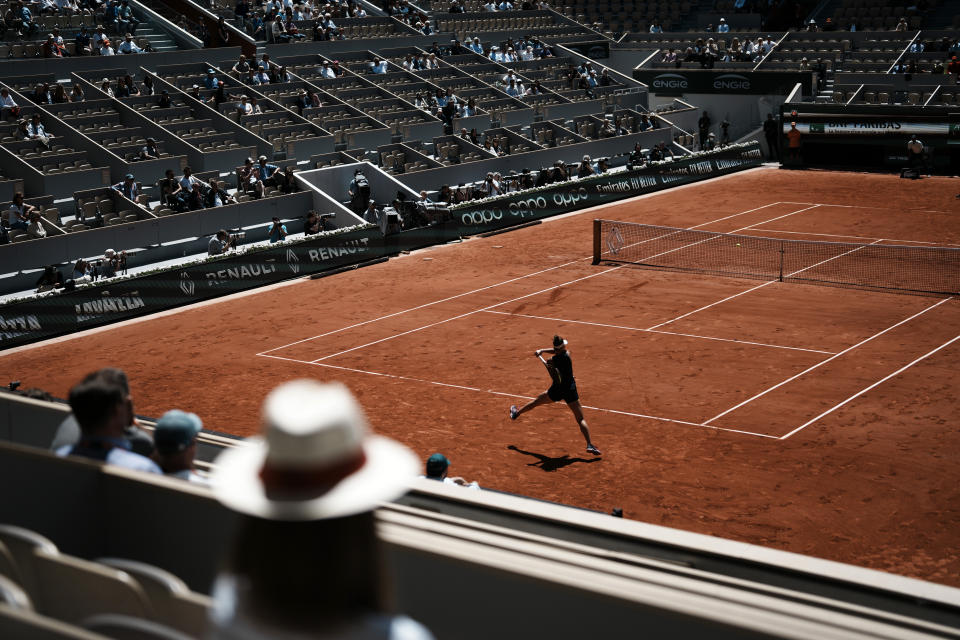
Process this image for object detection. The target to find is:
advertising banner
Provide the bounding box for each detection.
[634,69,813,96]
[786,121,951,136]
[0,228,380,349]
[449,142,763,234]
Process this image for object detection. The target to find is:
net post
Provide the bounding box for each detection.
[592,219,601,265]
[779,242,785,282]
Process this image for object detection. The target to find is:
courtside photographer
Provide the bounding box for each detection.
[94,248,127,279]
[208,229,238,256]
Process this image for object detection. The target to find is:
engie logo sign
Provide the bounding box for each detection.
[712,74,751,90]
[652,73,688,90]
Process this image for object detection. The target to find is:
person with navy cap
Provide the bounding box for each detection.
[204,68,219,89]
[154,409,207,485]
[111,173,140,200]
[423,453,479,489]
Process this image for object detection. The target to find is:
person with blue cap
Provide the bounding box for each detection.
[204,68,219,89]
[423,453,479,489]
[154,409,207,485]
[111,173,139,201]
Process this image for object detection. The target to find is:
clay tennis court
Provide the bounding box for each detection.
[4,167,960,586]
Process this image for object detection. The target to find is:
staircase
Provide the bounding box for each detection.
[134,13,182,52]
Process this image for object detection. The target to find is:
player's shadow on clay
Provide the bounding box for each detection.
[507,445,601,471]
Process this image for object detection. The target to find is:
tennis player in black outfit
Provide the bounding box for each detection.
[510,335,601,456]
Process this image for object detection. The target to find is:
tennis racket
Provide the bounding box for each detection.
[537,353,561,386]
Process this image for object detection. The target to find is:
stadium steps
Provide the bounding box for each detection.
[135,18,180,53]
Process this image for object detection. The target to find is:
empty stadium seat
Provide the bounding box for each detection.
[0,525,58,601]
[31,549,154,624]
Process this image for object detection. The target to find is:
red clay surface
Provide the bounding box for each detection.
[4,168,960,586]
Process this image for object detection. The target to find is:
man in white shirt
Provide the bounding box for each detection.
[424,454,480,490]
[717,17,729,33]
[520,45,535,61]
[469,36,483,53]
[118,33,141,53]
[370,57,388,73]
[0,88,17,117]
[100,39,116,55]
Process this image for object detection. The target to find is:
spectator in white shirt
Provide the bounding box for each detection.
[369,57,388,73]
[118,33,141,53]
[468,37,483,53]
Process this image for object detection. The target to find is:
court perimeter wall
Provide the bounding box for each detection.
[0,143,762,349]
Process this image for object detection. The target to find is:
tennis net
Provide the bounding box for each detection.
[593,219,960,296]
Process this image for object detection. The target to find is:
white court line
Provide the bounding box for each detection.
[259,200,790,357]
[703,296,954,426]
[779,333,960,440]
[308,204,823,363]
[483,310,835,355]
[647,238,883,331]
[259,353,779,439]
[739,228,960,248]
[776,201,957,215]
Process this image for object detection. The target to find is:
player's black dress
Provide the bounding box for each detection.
[547,350,579,403]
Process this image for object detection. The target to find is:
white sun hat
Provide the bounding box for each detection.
[211,380,418,521]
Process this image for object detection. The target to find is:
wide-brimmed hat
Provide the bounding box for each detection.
[211,380,418,521]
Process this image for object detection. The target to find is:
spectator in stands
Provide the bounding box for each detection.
[207,380,430,639]
[154,410,207,484]
[0,88,18,119]
[268,216,288,243]
[204,68,219,90]
[30,83,51,105]
[115,75,131,98]
[717,17,729,33]
[27,114,53,145]
[17,1,39,37]
[216,16,231,46]
[92,24,108,50]
[72,258,93,282]
[74,25,92,55]
[468,36,483,54]
[157,90,172,108]
[118,0,138,35]
[100,37,116,56]
[141,74,155,96]
[43,34,63,58]
[206,179,236,208]
[895,17,908,31]
[239,157,264,198]
[56,369,161,474]
[7,192,33,231]
[118,33,142,54]
[139,138,159,160]
[185,182,205,210]
[275,65,293,83]
[179,166,201,192]
[277,167,299,194]
[649,21,662,33]
[256,156,280,188]
[112,173,140,200]
[254,64,271,84]
[208,229,235,255]
[232,54,251,77]
[424,453,480,489]
[160,169,184,209]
